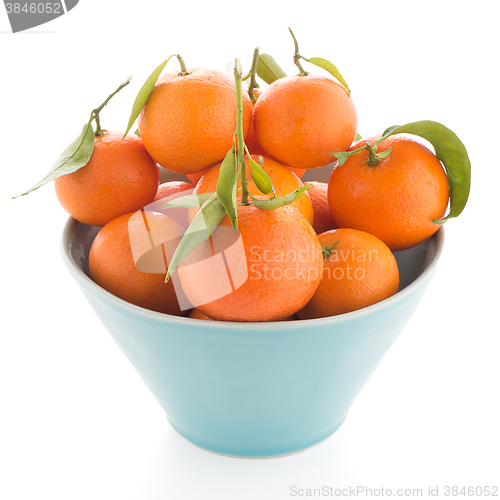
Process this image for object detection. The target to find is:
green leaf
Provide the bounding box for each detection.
[327,150,351,167]
[384,120,471,223]
[216,148,238,229]
[161,192,215,209]
[306,57,350,93]
[354,132,362,142]
[251,184,311,210]
[14,122,95,198]
[257,54,287,84]
[134,128,141,137]
[379,125,401,142]
[249,156,275,195]
[165,194,227,281]
[375,147,392,160]
[123,55,176,139]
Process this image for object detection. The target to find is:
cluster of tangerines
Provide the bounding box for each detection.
[18,31,470,323]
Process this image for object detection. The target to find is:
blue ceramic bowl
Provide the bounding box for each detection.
[62,217,443,458]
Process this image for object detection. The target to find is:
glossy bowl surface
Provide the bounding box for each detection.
[62,217,443,457]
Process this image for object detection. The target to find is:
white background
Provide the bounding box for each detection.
[1,1,499,499]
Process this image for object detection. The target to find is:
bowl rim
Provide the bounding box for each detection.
[61,216,444,329]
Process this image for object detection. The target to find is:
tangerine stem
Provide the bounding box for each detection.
[94,113,104,137]
[365,141,392,166]
[234,59,250,205]
[176,54,190,75]
[247,47,260,103]
[92,76,132,136]
[366,141,380,166]
[288,27,308,76]
[322,240,339,259]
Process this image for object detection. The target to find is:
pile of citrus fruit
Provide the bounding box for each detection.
[16,29,471,322]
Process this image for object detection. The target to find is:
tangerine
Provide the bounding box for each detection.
[89,211,185,315]
[194,154,314,225]
[328,134,449,251]
[188,308,297,322]
[147,180,194,229]
[304,181,338,235]
[245,121,306,179]
[297,228,399,319]
[178,204,323,322]
[138,68,252,174]
[54,132,159,227]
[253,74,357,169]
[153,180,194,201]
[186,168,211,186]
[244,87,306,179]
[189,308,214,320]
[185,161,305,186]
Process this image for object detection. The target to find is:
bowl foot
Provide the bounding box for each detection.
[166,415,347,459]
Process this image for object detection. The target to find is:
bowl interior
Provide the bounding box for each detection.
[64,160,444,319]
[64,214,443,316]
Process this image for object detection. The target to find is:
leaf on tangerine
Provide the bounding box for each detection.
[257,54,287,84]
[123,54,176,139]
[379,125,400,142]
[306,57,351,93]
[13,122,95,198]
[161,192,215,209]
[216,148,238,229]
[326,151,351,167]
[249,156,275,195]
[384,120,471,223]
[165,194,227,282]
[375,148,392,160]
[251,184,311,210]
